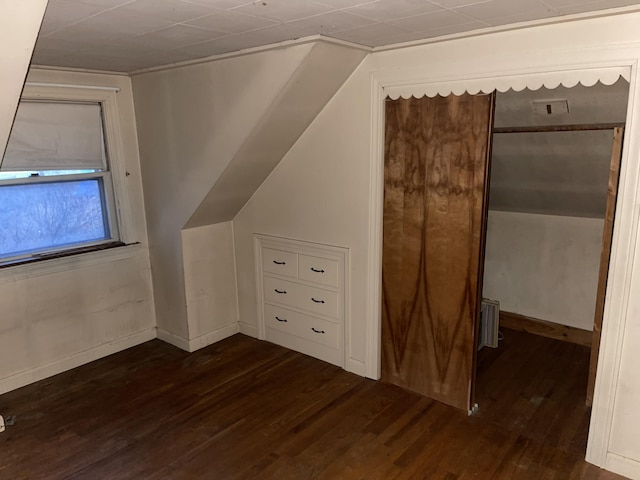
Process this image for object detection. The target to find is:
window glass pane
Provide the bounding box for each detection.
[0,179,109,259]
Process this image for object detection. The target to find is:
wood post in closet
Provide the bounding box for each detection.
[587,126,624,406]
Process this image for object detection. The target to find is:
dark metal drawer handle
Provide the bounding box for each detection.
[273,260,286,265]
[274,289,287,294]
[311,327,325,334]
[310,267,325,273]
[275,316,287,323]
[311,297,325,304]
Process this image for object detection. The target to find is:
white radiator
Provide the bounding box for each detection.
[478,298,500,350]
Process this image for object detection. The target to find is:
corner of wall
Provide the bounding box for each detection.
[181,221,240,351]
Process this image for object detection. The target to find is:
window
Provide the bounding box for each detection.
[0,98,121,263]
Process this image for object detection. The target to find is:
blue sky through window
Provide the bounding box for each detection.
[0,177,107,259]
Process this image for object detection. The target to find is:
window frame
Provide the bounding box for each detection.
[0,84,132,265]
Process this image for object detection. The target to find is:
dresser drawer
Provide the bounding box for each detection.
[264,304,339,349]
[298,254,339,287]
[263,276,338,318]
[262,248,298,278]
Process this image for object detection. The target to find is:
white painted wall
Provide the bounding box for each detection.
[0,68,155,395]
[185,42,368,228]
[233,60,373,374]
[607,239,640,477]
[132,41,365,349]
[233,13,640,478]
[0,0,48,161]
[482,211,603,330]
[132,43,316,342]
[180,222,239,351]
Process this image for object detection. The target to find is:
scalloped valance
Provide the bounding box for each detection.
[384,66,630,99]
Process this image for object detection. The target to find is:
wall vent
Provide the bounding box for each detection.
[531,99,569,116]
[478,298,500,351]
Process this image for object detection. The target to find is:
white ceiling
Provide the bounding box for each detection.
[33,0,640,73]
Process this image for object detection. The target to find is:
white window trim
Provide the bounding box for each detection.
[0,242,142,284]
[0,84,136,266]
[17,84,134,245]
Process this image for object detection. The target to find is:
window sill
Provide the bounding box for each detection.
[0,242,144,284]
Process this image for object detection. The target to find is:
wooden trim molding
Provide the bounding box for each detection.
[499,311,592,347]
[493,122,624,134]
[587,126,624,406]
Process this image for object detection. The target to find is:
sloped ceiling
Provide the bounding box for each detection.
[489,78,629,218]
[0,1,48,162]
[132,39,365,335]
[185,40,367,227]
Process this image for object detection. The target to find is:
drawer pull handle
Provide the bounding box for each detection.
[273,260,286,265]
[311,327,326,334]
[310,267,325,273]
[275,316,288,322]
[274,289,287,294]
[311,297,325,304]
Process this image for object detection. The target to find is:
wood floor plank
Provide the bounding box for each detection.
[0,332,629,480]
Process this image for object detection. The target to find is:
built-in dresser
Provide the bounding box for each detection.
[254,234,348,367]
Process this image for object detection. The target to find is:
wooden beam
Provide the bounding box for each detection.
[586,126,624,406]
[500,311,592,347]
[493,123,623,134]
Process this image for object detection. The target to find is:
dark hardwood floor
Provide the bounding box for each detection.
[0,329,627,479]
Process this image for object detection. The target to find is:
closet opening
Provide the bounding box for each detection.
[478,78,629,410]
[379,75,630,428]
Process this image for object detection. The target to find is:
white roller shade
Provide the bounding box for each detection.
[1,101,107,171]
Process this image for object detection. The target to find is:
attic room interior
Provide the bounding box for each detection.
[2,1,640,479]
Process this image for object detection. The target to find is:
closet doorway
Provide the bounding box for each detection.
[482,80,628,406]
[380,78,629,412]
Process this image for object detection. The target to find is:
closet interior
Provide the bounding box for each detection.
[381,77,629,412]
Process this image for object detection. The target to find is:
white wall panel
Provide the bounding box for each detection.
[607,232,640,476]
[233,57,373,373]
[182,222,238,345]
[132,44,315,340]
[132,41,364,347]
[482,211,603,330]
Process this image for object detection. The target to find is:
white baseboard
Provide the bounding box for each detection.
[605,452,640,480]
[156,324,239,352]
[0,328,156,395]
[346,358,366,377]
[187,323,239,352]
[156,328,191,351]
[238,322,258,338]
